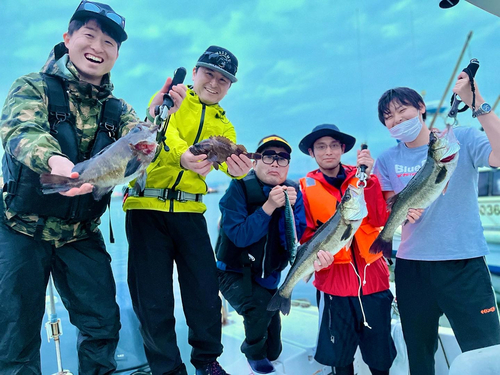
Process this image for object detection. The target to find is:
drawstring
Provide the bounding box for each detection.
[349,261,372,329]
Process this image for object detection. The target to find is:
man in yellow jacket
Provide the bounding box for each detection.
[123,46,252,375]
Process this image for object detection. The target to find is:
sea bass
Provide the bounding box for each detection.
[268,185,368,315]
[369,125,460,258]
[40,122,157,200]
[284,189,299,265]
[189,136,260,169]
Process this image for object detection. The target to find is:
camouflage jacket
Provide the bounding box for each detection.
[0,42,140,247]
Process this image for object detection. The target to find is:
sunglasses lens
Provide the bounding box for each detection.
[106,12,123,25]
[83,3,100,12]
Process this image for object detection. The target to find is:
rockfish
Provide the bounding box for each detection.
[284,189,299,265]
[369,125,460,258]
[267,185,368,315]
[189,136,260,169]
[40,122,157,200]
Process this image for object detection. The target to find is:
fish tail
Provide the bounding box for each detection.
[40,173,78,194]
[267,291,291,315]
[369,236,393,259]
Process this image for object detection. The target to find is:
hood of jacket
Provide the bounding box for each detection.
[41,42,114,101]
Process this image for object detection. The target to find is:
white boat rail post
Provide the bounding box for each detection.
[45,273,73,375]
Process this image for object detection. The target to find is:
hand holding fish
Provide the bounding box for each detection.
[356,148,374,176]
[452,71,484,109]
[406,208,424,224]
[47,155,93,196]
[313,250,334,272]
[285,186,297,206]
[148,77,188,118]
[262,185,288,215]
[180,149,212,176]
[226,153,252,177]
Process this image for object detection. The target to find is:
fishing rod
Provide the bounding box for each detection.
[45,274,73,375]
[445,58,480,127]
[152,67,187,159]
[429,31,473,130]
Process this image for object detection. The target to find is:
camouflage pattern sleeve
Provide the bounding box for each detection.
[0,73,65,174]
[118,100,141,137]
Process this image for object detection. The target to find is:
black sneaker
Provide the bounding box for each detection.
[195,361,229,375]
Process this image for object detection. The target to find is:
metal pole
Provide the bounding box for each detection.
[429,31,473,130]
[46,274,74,375]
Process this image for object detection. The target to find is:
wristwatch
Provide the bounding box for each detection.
[472,102,492,118]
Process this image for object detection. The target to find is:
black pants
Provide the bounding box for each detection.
[395,257,500,375]
[0,223,120,375]
[315,290,396,371]
[218,270,282,361]
[126,210,223,373]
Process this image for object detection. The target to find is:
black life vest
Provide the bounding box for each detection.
[215,171,297,278]
[2,74,123,224]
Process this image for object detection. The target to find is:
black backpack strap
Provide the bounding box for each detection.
[42,74,71,132]
[99,97,122,140]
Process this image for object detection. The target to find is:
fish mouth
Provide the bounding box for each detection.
[84,53,103,64]
[435,124,460,162]
[134,141,157,155]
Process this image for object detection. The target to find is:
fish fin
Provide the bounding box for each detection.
[303,272,314,284]
[386,194,399,211]
[236,144,248,154]
[71,159,92,176]
[435,167,448,185]
[340,223,353,241]
[267,291,291,315]
[133,172,147,194]
[124,157,142,178]
[369,236,393,259]
[39,173,77,194]
[442,180,451,195]
[92,185,113,201]
[207,154,218,162]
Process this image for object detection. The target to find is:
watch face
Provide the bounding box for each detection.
[482,103,492,112]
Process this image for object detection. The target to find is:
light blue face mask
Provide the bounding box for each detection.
[388,114,423,143]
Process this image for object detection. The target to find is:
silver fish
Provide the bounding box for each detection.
[284,189,299,265]
[40,122,157,200]
[268,185,368,315]
[369,125,460,258]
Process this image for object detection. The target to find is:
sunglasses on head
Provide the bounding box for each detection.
[261,150,290,167]
[202,52,236,74]
[76,1,125,29]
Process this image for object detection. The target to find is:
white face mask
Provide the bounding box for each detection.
[388,114,423,143]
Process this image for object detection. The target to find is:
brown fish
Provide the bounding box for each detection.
[189,136,260,169]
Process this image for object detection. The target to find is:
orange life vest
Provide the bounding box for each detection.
[299,176,383,265]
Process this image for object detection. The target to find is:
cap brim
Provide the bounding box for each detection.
[196,62,237,83]
[299,129,356,155]
[71,12,128,43]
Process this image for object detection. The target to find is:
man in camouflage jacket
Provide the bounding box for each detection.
[0,2,185,374]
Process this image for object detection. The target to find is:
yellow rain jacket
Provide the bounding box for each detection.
[123,87,239,213]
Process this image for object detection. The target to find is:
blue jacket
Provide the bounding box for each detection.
[216,171,306,289]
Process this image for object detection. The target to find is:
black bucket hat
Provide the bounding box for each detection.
[70,1,128,43]
[196,46,238,83]
[299,124,356,155]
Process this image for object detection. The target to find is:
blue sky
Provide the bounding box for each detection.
[1,0,499,185]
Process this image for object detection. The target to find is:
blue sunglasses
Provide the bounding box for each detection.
[75,1,125,29]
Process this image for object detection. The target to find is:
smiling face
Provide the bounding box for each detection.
[253,146,290,186]
[383,100,426,129]
[63,19,119,86]
[192,66,231,105]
